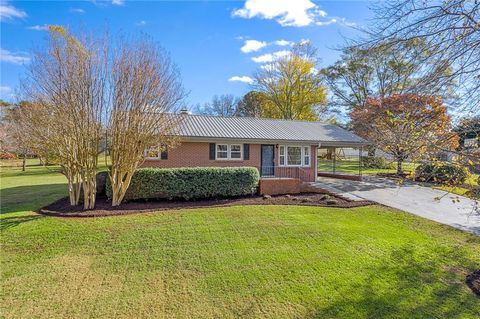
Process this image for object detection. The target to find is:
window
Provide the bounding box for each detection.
[145,147,160,159]
[230,144,242,159]
[303,146,310,166]
[279,146,285,166]
[279,145,310,167]
[287,146,302,166]
[216,144,242,160]
[144,145,168,160]
[216,144,228,159]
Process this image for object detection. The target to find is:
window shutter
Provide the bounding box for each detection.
[243,144,250,160]
[209,143,216,160]
[160,148,168,160]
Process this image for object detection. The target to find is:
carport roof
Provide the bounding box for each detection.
[171,114,369,147]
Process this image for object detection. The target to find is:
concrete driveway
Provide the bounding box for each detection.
[312,176,480,235]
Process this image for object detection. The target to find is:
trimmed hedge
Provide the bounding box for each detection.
[361,156,392,169]
[415,162,468,185]
[106,167,260,201]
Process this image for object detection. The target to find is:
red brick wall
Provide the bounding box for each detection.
[258,178,302,195]
[142,142,317,182]
[142,142,261,170]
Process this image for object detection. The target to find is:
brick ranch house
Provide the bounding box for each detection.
[142,114,369,195]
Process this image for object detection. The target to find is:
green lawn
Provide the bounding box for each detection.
[1,164,480,318]
[317,158,417,175]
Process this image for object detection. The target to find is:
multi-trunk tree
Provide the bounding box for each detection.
[108,38,184,206]
[350,94,458,174]
[15,27,185,209]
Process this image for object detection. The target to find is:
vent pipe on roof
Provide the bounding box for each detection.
[179,107,189,115]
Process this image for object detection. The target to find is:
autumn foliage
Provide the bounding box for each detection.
[350,94,458,174]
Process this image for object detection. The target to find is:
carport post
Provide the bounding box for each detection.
[332,147,336,174]
[359,146,363,177]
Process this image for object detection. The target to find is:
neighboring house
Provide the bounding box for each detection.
[142,114,368,194]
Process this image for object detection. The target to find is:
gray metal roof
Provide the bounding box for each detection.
[172,114,369,146]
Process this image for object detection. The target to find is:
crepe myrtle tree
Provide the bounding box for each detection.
[350,94,459,175]
[107,36,185,207]
[18,26,185,209]
[20,26,107,208]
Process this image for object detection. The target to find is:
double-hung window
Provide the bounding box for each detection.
[144,145,168,160]
[230,144,242,159]
[216,144,242,160]
[279,145,311,167]
[216,144,229,159]
[279,146,286,166]
[303,146,310,166]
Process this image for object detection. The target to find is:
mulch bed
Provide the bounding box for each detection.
[37,192,374,218]
[466,269,480,296]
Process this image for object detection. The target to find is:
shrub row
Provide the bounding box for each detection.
[361,156,393,169]
[105,167,260,201]
[415,162,468,185]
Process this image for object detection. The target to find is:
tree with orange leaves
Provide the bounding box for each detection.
[350,94,458,175]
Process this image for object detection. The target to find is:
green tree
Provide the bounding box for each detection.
[322,39,453,111]
[236,91,272,118]
[350,94,458,174]
[254,42,327,121]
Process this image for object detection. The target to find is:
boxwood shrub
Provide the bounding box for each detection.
[361,156,392,169]
[415,162,468,185]
[106,167,260,201]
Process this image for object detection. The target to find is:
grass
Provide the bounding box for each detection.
[317,159,417,175]
[1,163,480,318]
[435,174,479,198]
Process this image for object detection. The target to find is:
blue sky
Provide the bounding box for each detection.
[1,0,373,108]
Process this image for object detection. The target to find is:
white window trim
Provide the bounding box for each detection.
[144,147,161,160]
[278,145,311,167]
[145,145,167,160]
[216,143,243,160]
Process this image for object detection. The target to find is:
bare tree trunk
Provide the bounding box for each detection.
[110,167,135,207]
[22,154,26,172]
[63,164,82,206]
[82,168,97,210]
[397,157,403,175]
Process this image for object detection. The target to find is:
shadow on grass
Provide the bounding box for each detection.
[1,184,66,214]
[306,244,479,318]
[0,167,62,178]
[0,215,44,231]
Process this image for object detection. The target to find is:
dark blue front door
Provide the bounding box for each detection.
[261,145,275,176]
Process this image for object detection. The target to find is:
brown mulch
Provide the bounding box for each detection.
[466,269,480,296]
[37,193,374,218]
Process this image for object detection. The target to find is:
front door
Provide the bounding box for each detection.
[261,144,275,176]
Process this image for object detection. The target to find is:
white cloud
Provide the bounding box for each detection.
[70,8,85,14]
[112,0,125,6]
[0,1,27,21]
[232,0,355,28]
[274,39,293,47]
[0,86,13,100]
[27,24,49,31]
[316,18,337,26]
[232,0,319,27]
[0,48,30,65]
[251,50,289,63]
[228,76,254,84]
[136,20,147,26]
[240,40,266,53]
